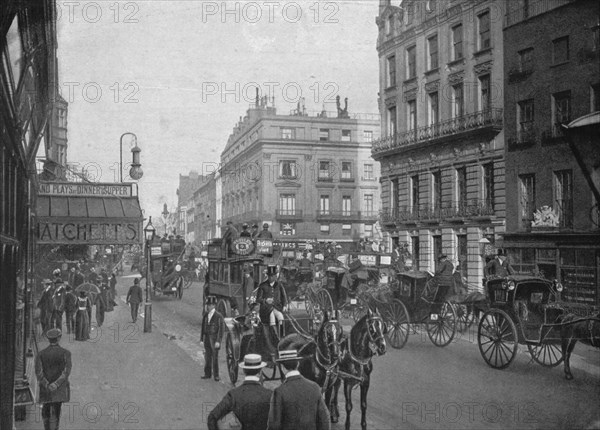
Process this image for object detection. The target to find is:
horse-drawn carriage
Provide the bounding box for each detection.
[141,237,186,299]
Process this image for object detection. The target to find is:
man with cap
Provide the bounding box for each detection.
[126,278,144,323]
[267,349,330,430]
[257,266,288,345]
[201,296,224,381]
[240,223,252,238]
[257,223,273,239]
[485,249,515,278]
[207,354,272,430]
[35,328,72,430]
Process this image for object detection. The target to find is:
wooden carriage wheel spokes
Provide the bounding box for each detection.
[528,342,564,367]
[226,332,238,385]
[454,303,476,333]
[316,289,334,314]
[426,302,457,347]
[384,299,410,349]
[477,309,518,370]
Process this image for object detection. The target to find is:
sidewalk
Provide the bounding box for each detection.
[16,283,230,430]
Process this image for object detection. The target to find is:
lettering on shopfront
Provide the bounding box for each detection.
[37,221,140,244]
[39,182,132,197]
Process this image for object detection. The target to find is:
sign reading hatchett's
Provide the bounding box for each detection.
[39,182,132,197]
[37,222,139,244]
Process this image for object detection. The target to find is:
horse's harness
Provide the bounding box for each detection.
[315,320,342,394]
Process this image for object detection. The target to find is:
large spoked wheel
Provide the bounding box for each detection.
[426,302,457,347]
[527,325,563,367]
[226,332,239,385]
[455,303,476,333]
[217,298,231,318]
[478,309,518,369]
[315,289,334,315]
[382,299,410,349]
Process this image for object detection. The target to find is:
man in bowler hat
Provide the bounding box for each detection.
[201,296,224,381]
[267,349,330,430]
[35,328,72,430]
[126,278,144,323]
[208,354,272,430]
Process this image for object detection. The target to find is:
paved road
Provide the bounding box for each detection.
[132,275,600,430]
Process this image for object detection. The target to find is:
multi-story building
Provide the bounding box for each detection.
[176,170,200,240]
[503,0,600,305]
[219,98,381,250]
[373,0,506,287]
[193,173,217,244]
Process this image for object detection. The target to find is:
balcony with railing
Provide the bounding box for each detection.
[505,0,576,28]
[275,209,304,221]
[316,210,376,222]
[380,199,496,225]
[372,109,503,157]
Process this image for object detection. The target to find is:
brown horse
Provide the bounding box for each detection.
[560,312,600,380]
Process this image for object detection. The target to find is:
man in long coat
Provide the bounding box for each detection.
[201,296,224,381]
[256,267,288,339]
[126,278,144,323]
[37,280,55,334]
[208,354,272,430]
[35,328,72,430]
[432,254,454,313]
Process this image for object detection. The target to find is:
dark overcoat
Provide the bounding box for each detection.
[207,380,272,430]
[256,280,287,322]
[201,310,224,346]
[435,260,454,287]
[35,344,72,403]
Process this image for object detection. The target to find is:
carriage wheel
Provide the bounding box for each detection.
[455,303,476,333]
[478,309,518,369]
[527,337,564,367]
[426,302,457,347]
[383,299,410,349]
[315,289,334,314]
[226,332,239,385]
[217,299,231,318]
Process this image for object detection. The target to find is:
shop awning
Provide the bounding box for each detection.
[36,195,143,245]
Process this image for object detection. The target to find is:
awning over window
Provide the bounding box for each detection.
[36,195,143,245]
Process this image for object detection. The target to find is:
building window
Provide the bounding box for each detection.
[452,24,463,61]
[387,55,396,87]
[318,161,331,181]
[518,48,534,73]
[363,163,374,180]
[433,235,443,270]
[552,36,569,64]
[406,45,416,79]
[518,99,535,141]
[554,169,573,228]
[519,174,535,228]
[432,170,442,211]
[479,74,491,111]
[320,194,330,215]
[342,195,352,215]
[457,234,468,278]
[279,160,297,179]
[456,167,467,208]
[407,99,417,131]
[342,224,352,235]
[483,163,494,211]
[591,83,600,113]
[57,109,67,128]
[281,127,294,139]
[279,193,296,215]
[386,15,393,35]
[428,92,439,125]
[411,174,420,210]
[388,106,397,135]
[319,129,329,141]
[363,130,373,142]
[364,223,373,237]
[412,236,420,270]
[341,161,352,180]
[364,194,374,215]
[553,90,571,134]
[477,11,491,50]
[320,224,330,234]
[391,178,399,210]
[427,34,438,70]
[341,130,351,141]
[452,83,464,118]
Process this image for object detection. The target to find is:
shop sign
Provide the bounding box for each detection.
[232,237,255,255]
[39,182,132,197]
[37,220,140,244]
[151,246,162,256]
[358,255,376,266]
[256,239,273,255]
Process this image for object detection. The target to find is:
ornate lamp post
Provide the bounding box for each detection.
[143,217,155,333]
[120,132,143,182]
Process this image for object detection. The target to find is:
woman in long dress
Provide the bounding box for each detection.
[75,291,91,341]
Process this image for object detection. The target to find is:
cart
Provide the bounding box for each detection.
[477,275,566,369]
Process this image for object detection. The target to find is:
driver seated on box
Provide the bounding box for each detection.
[256,266,288,335]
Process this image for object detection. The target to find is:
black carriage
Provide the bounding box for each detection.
[477,275,565,369]
[144,237,186,299]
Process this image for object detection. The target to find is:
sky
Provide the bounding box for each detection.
[56,0,381,220]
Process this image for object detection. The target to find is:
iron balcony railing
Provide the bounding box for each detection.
[316,210,378,222]
[381,199,495,224]
[275,209,304,220]
[372,109,503,156]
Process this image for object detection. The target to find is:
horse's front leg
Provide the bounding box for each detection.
[344,379,353,430]
[563,336,577,380]
[329,377,341,423]
[360,373,370,430]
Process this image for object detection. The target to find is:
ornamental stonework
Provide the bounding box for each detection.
[474,60,493,76]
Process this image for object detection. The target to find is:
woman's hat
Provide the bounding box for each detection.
[239,353,267,370]
[276,349,300,362]
[206,295,218,305]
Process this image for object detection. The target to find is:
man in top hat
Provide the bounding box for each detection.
[485,249,515,278]
[37,279,55,334]
[126,278,144,323]
[208,354,272,430]
[267,349,330,430]
[256,223,273,239]
[35,328,72,430]
[201,296,224,381]
[257,266,288,343]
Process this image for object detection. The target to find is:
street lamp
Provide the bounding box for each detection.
[120,132,143,182]
[162,203,169,235]
[143,217,155,333]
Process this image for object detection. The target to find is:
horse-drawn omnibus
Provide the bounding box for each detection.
[143,237,186,299]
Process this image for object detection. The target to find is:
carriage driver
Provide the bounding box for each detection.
[257,265,288,336]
